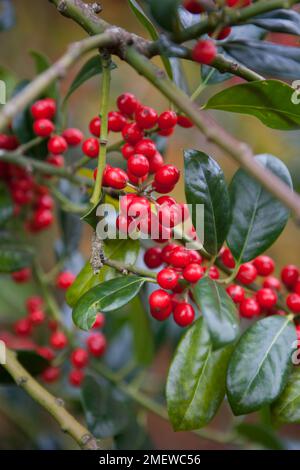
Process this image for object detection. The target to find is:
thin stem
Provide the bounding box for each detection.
[2,349,102,450]
[90,56,111,205]
[103,257,157,281]
[17,136,44,154]
[191,69,215,102]
[33,261,62,323]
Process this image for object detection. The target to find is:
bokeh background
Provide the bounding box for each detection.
[0,0,300,450]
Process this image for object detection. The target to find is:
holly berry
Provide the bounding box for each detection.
[177,115,193,128]
[157,268,179,290]
[183,0,204,14]
[122,122,144,144]
[209,266,220,280]
[0,134,19,150]
[33,118,54,137]
[117,93,139,116]
[149,289,172,313]
[226,0,252,7]
[47,135,67,155]
[161,243,177,264]
[220,247,235,269]
[135,106,158,130]
[128,196,151,218]
[226,284,245,304]
[50,331,68,350]
[11,267,31,283]
[150,303,172,321]
[120,193,136,215]
[26,296,43,313]
[183,263,205,283]
[256,288,278,309]
[154,164,180,188]
[253,255,275,277]
[105,168,129,189]
[192,40,217,64]
[169,246,190,268]
[135,139,157,159]
[87,333,107,357]
[214,27,232,40]
[108,111,127,132]
[144,247,163,269]
[82,137,99,158]
[173,303,195,327]
[122,143,135,160]
[56,271,75,289]
[239,298,261,318]
[236,263,257,285]
[37,194,54,210]
[70,348,89,369]
[28,309,45,326]
[89,116,101,137]
[69,369,84,387]
[42,366,60,383]
[32,208,54,230]
[158,111,177,130]
[31,98,56,120]
[92,313,105,329]
[286,293,300,313]
[127,154,149,177]
[148,152,164,174]
[47,154,64,167]
[36,347,55,361]
[14,318,32,336]
[62,128,83,146]
[263,276,281,291]
[281,265,299,288]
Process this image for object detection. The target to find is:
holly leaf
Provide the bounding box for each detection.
[184,149,230,256]
[227,315,296,416]
[193,277,239,350]
[250,9,300,35]
[205,79,300,130]
[72,276,146,331]
[227,154,292,263]
[272,368,300,424]
[149,0,181,32]
[129,295,154,366]
[166,318,232,431]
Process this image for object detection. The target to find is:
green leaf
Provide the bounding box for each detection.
[0,244,34,273]
[205,79,300,130]
[272,368,300,424]
[66,238,140,307]
[227,154,292,263]
[149,0,181,32]
[73,276,146,331]
[184,149,230,256]
[236,423,285,450]
[30,50,59,100]
[0,65,17,100]
[0,350,48,384]
[63,56,116,103]
[0,183,13,226]
[193,277,239,350]
[166,318,232,431]
[129,296,154,366]
[227,315,296,416]
[81,375,129,438]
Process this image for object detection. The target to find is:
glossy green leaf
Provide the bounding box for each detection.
[0,244,34,273]
[63,56,116,103]
[129,296,154,365]
[236,423,285,450]
[227,315,296,416]
[81,375,129,438]
[66,238,140,307]
[149,0,181,32]
[30,50,59,100]
[0,350,48,384]
[227,154,292,263]
[205,79,300,130]
[73,276,146,331]
[193,277,239,350]
[184,149,230,255]
[166,318,232,431]
[0,183,13,226]
[272,368,300,424]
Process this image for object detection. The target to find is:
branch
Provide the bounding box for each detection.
[2,349,103,450]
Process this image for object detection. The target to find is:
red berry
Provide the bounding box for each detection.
[32,208,53,230]
[183,263,204,283]
[105,168,129,189]
[50,331,68,350]
[161,243,177,264]
[236,263,257,285]
[36,346,55,361]
[226,284,245,304]
[177,115,193,128]
[216,27,232,40]
[173,303,195,327]
[184,0,204,14]
[286,293,300,313]
[33,118,54,137]
[192,40,217,64]
[226,0,251,7]
[157,268,179,290]
[127,154,149,177]
[144,247,162,269]
[209,266,220,280]
[122,122,144,144]
[47,154,64,167]
[263,276,281,291]
[294,280,300,295]
[116,214,135,234]
[253,255,275,277]
[158,111,177,130]
[128,196,151,219]
[62,128,83,146]
[239,298,261,318]
[0,134,19,150]
[89,116,101,137]
[127,170,148,185]
[149,289,172,312]
[148,152,164,174]
[42,366,60,383]
[70,348,89,369]
[119,193,136,215]
[56,271,75,289]
[29,309,45,325]
[87,332,107,357]
[135,138,157,159]
[108,111,127,132]
[135,106,158,130]
[154,164,180,187]
[189,250,203,264]
[31,98,56,120]
[281,265,299,288]
[256,288,278,309]
[117,93,139,116]
[11,267,31,283]
[158,127,174,137]
[92,313,105,329]
[170,246,190,268]
[14,318,32,336]
[26,296,43,313]
[69,369,84,387]
[153,181,175,194]
[150,303,172,321]
[121,143,135,160]
[47,135,67,155]
[82,137,99,158]
[220,247,235,269]
[37,194,54,210]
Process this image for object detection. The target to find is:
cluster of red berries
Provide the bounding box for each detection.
[184,0,252,65]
